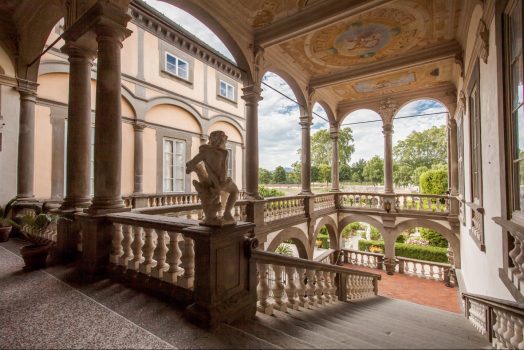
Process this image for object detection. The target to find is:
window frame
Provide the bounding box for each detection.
[162,137,186,193]
[164,52,189,81]
[219,80,235,101]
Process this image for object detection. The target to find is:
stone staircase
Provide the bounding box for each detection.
[1,240,490,349]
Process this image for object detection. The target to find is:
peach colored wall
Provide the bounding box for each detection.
[38,73,69,104]
[208,120,243,143]
[206,68,245,115]
[122,97,135,118]
[190,135,202,191]
[145,104,201,133]
[121,22,138,77]
[142,31,205,101]
[0,46,15,76]
[235,144,243,187]
[121,123,135,196]
[143,127,157,193]
[34,105,53,199]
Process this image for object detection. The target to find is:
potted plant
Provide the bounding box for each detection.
[0,199,17,242]
[18,213,59,270]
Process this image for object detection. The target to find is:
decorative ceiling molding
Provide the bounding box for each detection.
[310,40,462,89]
[254,0,389,47]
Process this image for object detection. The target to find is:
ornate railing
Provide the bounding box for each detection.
[134,201,248,222]
[395,194,450,213]
[397,256,451,281]
[106,212,198,300]
[123,191,248,209]
[343,249,383,269]
[463,293,524,348]
[252,250,380,314]
[494,218,524,298]
[339,192,383,210]
[313,193,336,211]
[263,196,305,223]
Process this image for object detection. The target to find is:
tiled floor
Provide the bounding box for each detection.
[343,263,462,313]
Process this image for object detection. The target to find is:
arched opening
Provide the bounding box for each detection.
[258,71,302,198]
[312,215,338,261]
[266,227,310,259]
[392,99,449,194]
[339,109,384,192]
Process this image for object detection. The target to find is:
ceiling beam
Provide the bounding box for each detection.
[311,40,462,89]
[254,0,391,48]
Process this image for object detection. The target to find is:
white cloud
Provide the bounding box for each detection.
[141,0,235,62]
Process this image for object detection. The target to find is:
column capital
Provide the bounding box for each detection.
[382,122,394,135]
[95,21,132,46]
[447,118,457,131]
[242,84,263,104]
[61,41,97,62]
[378,98,399,124]
[16,78,38,96]
[133,121,147,132]
[299,117,312,128]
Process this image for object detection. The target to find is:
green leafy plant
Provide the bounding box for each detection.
[275,244,293,256]
[419,227,448,248]
[259,185,285,198]
[0,198,18,228]
[19,213,60,245]
[358,239,448,263]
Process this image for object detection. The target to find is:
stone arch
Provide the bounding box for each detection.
[394,98,450,120]
[339,108,382,126]
[391,218,460,268]
[266,227,310,259]
[145,97,204,132]
[313,215,339,250]
[120,94,136,118]
[207,115,245,143]
[338,214,385,237]
[262,68,308,108]
[158,0,252,83]
[312,100,336,124]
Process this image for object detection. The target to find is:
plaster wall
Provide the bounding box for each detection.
[0,86,20,205]
[234,143,242,187]
[208,120,242,143]
[121,123,135,196]
[458,16,514,300]
[206,69,244,116]
[121,22,139,77]
[142,127,157,193]
[34,105,52,199]
[145,104,201,133]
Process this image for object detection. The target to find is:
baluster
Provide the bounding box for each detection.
[110,223,123,264]
[257,263,274,315]
[128,226,144,271]
[272,265,287,312]
[139,227,156,275]
[329,272,338,301]
[494,309,507,348]
[315,270,325,305]
[119,224,134,267]
[347,275,354,299]
[163,232,182,284]
[502,311,514,349]
[177,236,195,289]
[151,230,168,279]
[296,267,309,308]
[517,316,524,349]
[306,268,318,307]
[323,271,332,303]
[509,238,522,282]
[285,266,299,310]
[509,314,523,349]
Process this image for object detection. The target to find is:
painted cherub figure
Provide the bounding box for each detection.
[186,130,239,226]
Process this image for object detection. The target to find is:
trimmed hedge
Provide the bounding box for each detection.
[358,239,448,263]
[317,233,330,249]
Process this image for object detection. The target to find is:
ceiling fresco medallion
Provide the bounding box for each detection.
[304,4,427,69]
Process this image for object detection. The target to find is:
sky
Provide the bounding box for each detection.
[142,0,448,171]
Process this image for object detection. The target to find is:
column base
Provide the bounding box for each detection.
[87,197,128,215]
[245,192,263,200]
[329,189,341,193]
[56,209,82,261]
[298,191,314,196]
[60,197,91,211]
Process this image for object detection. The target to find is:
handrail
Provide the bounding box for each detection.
[106,211,198,230]
[463,292,524,316]
[313,249,335,262]
[342,248,384,258]
[251,250,381,279]
[397,256,451,268]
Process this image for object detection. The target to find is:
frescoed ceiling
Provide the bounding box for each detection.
[237,0,324,28]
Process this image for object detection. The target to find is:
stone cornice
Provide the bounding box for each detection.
[311,41,462,89]
[0,74,18,88]
[129,0,243,81]
[254,0,390,47]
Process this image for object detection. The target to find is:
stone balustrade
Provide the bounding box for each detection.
[252,249,380,315]
[463,293,524,348]
[343,249,384,269]
[263,196,305,223]
[397,256,451,281]
[313,193,336,211]
[106,213,198,296]
[339,192,383,210]
[395,194,450,213]
[122,191,248,209]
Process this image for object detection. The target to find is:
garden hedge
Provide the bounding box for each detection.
[358,239,448,263]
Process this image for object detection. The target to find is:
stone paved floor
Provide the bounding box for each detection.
[343,263,462,313]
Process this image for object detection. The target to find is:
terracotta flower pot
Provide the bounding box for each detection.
[0,226,12,242]
[20,243,52,270]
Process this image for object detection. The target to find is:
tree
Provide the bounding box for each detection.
[411,166,429,187]
[311,165,320,183]
[350,159,366,183]
[287,161,301,184]
[310,127,355,167]
[419,227,448,248]
[363,156,384,185]
[419,168,448,194]
[318,163,331,187]
[393,126,447,170]
[394,164,412,187]
[273,166,287,184]
[340,163,351,182]
[259,168,272,184]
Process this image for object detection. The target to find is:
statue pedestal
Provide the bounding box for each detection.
[182,222,257,329]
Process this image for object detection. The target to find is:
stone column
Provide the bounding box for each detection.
[242,84,262,200]
[60,43,95,209]
[300,115,313,195]
[88,24,130,213]
[330,126,340,192]
[133,122,146,194]
[448,118,459,195]
[241,144,246,191]
[382,123,394,194]
[16,80,38,200]
[50,108,67,199]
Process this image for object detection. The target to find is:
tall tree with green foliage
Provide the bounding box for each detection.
[340,163,352,181]
[393,126,447,170]
[318,163,331,186]
[310,127,355,167]
[273,166,287,184]
[363,156,384,185]
[419,168,448,194]
[311,165,320,182]
[259,168,272,184]
[350,159,366,183]
[287,161,301,184]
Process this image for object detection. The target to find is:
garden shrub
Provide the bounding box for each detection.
[316,232,330,249]
[419,227,448,248]
[358,239,448,263]
[259,185,285,198]
[369,226,382,240]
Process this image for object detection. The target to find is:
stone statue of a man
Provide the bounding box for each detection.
[186,130,239,226]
